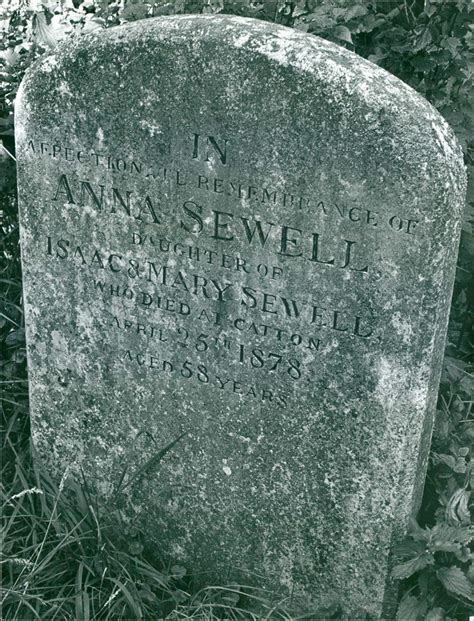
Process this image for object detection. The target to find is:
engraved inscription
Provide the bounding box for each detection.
[192,133,229,165]
[26,133,426,406]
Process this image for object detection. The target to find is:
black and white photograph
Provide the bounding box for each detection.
[1,1,473,619]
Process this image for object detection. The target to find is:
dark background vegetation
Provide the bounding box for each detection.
[1,1,473,619]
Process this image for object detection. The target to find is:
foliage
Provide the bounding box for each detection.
[1,1,473,620]
[2,443,298,619]
[390,362,474,619]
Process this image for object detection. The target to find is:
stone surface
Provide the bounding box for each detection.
[16,15,465,617]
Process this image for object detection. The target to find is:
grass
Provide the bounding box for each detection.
[1,432,304,620]
[0,380,307,621]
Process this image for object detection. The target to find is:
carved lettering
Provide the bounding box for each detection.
[192,133,228,165]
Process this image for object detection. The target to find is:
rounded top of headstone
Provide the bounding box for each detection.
[16,14,463,178]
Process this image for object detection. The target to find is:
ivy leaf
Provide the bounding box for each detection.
[152,2,182,16]
[392,552,434,579]
[395,593,427,621]
[367,46,387,64]
[437,566,474,602]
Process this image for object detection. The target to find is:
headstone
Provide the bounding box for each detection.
[15,15,465,617]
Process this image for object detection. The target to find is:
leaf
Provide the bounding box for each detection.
[392,553,434,579]
[367,47,387,64]
[454,546,470,562]
[358,15,386,35]
[305,7,337,32]
[75,562,91,621]
[394,539,426,558]
[82,17,105,33]
[413,28,433,53]
[437,566,474,602]
[128,541,144,556]
[446,37,461,52]
[294,20,309,32]
[137,587,157,604]
[442,357,467,384]
[292,0,307,19]
[171,589,188,603]
[343,5,368,21]
[395,593,427,621]
[70,481,89,515]
[430,522,472,545]
[404,517,431,542]
[411,55,437,72]
[120,3,151,21]
[425,608,446,621]
[433,453,456,469]
[107,577,143,618]
[201,0,224,15]
[5,328,25,346]
[12,349,26,363]
[170,564,186,580]
[453,458,467,474]
[153,2,181,16]
[332,25,352,44]
[3,49,20,67]
[460,373,474,395]
[423,1,437,18]
[217,589,240,606]
[432,540,461,554]
[445,488,471,525]
[31,12,70,48]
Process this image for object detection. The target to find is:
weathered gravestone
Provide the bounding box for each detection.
[16,14,465,617]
